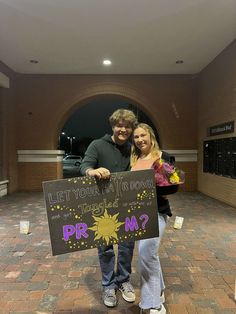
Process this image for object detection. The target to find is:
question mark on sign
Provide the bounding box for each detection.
[139,214,149,229]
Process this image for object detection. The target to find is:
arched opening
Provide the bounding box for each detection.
[57,94,160,178]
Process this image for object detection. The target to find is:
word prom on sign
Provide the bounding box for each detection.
[63,214,150,241]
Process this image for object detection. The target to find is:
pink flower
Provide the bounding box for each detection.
[152,159,185,187]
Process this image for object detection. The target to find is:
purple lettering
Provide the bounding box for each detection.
[140,214,149,229]
[63,225,76,241]
[63,223,88,241]
[76,223,89,239]
[125,216,139,232]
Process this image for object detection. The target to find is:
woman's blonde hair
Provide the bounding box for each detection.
[130,123,161,167]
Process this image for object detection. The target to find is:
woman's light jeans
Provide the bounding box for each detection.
[138,213,167,309]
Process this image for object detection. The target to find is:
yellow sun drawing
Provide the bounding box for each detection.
[89,209,124,245]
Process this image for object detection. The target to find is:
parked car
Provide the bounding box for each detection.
[63,155,83,167]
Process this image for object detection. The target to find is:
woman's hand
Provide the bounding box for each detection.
[86,167,111,179]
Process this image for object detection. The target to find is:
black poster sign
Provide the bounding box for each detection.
[207,121,234,136]
[43,169,159,256]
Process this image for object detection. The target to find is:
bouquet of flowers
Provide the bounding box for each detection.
[152,159,185,194]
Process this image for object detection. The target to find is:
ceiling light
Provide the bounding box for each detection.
[103,59,112,66]
[176,60,184,64]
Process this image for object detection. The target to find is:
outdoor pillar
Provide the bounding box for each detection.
[17,150,64,191]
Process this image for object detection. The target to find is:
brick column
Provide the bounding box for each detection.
[17,150,64,191]
[166,150,198,191]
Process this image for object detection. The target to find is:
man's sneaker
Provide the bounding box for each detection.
[119,281,135,302]
[150,305,166,314]
[160,291,165,303]
[103,288,117,307]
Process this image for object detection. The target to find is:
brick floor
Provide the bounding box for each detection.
[0,192,236,314]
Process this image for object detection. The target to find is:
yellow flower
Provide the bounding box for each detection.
[169,171,180,184]
[159,159,163,165]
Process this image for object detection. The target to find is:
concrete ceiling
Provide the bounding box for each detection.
[0,0,236,75]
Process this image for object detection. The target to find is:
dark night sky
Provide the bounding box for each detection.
[61,99,158,155]
[63,100,133,140]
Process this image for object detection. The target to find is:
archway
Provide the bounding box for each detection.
[58,94,160,178]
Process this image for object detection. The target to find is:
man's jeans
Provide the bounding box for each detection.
[98,242,135,289]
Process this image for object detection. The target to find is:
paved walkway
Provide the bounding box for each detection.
[0,192,235,314]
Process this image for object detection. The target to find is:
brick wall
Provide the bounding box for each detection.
[9,74,198,192]
[176,162,197,192]
[198,40,236,207]
[2,66,199,192]
[18,162,63,192]
[2,37,236,201]
[14,75,197,150]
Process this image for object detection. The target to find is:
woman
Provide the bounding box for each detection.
[131,123,174,314]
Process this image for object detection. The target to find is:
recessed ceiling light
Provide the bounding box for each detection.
[103,59,112,66]
[176,60,184,64]
[30,59,39,64]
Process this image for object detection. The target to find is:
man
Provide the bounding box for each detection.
[79,108,137,308]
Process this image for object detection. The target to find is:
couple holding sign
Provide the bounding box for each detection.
[79,108,178,314]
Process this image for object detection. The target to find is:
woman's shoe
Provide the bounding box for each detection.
[140,305,166,314]
[150,305,166,314]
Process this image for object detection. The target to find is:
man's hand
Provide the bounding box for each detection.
[86,167,111,179]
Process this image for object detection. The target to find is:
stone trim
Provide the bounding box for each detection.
[17,150,65,162]
[0,180,9,197]
[165,150,198,162]
[17,150,197,162]
[0,72,10,88]
[17,149,198,162]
